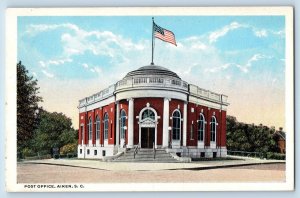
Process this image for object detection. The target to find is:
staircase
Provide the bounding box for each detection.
[113,148,179,163]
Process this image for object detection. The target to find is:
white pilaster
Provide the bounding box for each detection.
[128,98,134,148]
[115,102,120,147]
[163,98,169,148]
[183,102,187,147]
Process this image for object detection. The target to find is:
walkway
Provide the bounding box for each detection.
[21,156,285,171]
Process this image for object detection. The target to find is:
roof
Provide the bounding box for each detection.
[124,65,181,79]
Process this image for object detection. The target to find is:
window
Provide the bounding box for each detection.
[120,110,126,139]
[88,117,92,141]
[80,125,84,143]
[95,116,100,140]
[80,149,82,154]
[104,113,109,140]
[201,152,205,158]
[198,113,205,141]
[210,116,217,142]
[172,110,181,140]
[94,150,97,156]
[87,149,90,155]
[213,152,217,158]
[102,150,106,157]
[141,109,155,120]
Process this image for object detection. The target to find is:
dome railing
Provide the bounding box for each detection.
[115,77,188,91]
[79,79,228,108]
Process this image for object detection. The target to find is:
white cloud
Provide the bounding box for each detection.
[26,23,147,59]
[225,75,231,80]
[271,30,285,37]
[48,58,73,65]
[25,23,79,35]
[82,63,89,68]
[38,58,73,68]
[90,66,102,74]
[58,25,146,58]
[42,70,54,78]
[208,21,284,43]
[205,63,240,73]
[39,61,46,68]
[209,22,244,43]
[206,53,271,74]
[254,29,268,37]
[32,72,37,77]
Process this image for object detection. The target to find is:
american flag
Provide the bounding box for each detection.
[153,22,177,46]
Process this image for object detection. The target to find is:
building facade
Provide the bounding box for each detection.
[77,65,229,159]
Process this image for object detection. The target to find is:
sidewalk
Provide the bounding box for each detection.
[21,156,285,171]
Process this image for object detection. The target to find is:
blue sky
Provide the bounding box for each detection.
[17,16,286,129]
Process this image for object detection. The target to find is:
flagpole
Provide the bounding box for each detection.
[151,17,154,65]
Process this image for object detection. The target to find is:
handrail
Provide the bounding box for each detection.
[153,142,156,159]
[133,145,139,159]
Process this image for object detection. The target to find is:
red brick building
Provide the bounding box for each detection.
[78,65,229,159]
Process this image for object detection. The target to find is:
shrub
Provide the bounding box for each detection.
[60,143,77,155]
[22,147,35,158]
[266,152,285,160]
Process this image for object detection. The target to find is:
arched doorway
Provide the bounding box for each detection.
[138,107,158,148]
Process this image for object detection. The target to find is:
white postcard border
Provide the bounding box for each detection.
[5,7,294,192]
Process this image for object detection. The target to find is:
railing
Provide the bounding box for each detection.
[153,142,156,159]
[79,84,115,107]
[189,84,228,104]
[227,150,263,159]
[115,77,189,92]
[133,145,139,159]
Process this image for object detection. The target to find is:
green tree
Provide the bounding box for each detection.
[226,116,277,154]
[17,61,43,155]
[32,110,77,154]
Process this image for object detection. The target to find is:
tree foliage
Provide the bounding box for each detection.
[32,110,77,154]
[17,61,78,158]
[17,61,43,153]
[226,115,277,153]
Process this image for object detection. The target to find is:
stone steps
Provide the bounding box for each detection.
[113,148,179,163]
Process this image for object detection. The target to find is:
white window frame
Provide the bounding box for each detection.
[88,117,92,141]
[172,110,181,141]
[210,116,217,149]
[120,109,126,139]
[198,113,205,142]
[95,116,100,141]
[104,113,109,140]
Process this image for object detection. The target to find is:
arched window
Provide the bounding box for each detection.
[104,113,109,140]
[120,110,126,139]
[210,116,217,142]
[172,110,181,140]
[198,113,205,141]
[88,117,92,141]
[141,109,155,120]
[95,116,100,140]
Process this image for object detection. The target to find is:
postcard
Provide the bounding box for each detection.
[5,7,294,191]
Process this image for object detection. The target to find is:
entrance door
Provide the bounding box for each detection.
[141,127,155,148]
